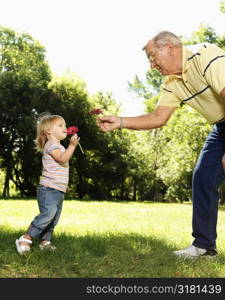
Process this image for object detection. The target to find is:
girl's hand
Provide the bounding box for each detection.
[69,134,80,146]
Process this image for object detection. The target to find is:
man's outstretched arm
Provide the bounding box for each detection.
[97,105,177,132]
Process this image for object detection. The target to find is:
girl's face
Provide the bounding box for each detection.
[48,118,67,141]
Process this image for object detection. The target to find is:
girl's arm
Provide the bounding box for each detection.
[50,135,80,164]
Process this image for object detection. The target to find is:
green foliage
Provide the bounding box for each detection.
[183,23,225,51]
[128,69,163,100]
[1,21,225,202]
[157,107,211,202]
[220,0,225,13]
[0,26,146,200]
[184,24,218,45]
[47,76,142,200]
[0,26,51,196]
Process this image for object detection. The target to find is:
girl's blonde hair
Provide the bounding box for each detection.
[34,113,64,152]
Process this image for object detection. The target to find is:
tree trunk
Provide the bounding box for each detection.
[2,170,10,197]
[133,179,137,201]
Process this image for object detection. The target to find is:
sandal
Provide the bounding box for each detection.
[15,235,32,255]
[39,241,56,251]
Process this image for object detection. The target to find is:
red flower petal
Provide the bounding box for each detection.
[67,126,79,135]
[90,108,103,115]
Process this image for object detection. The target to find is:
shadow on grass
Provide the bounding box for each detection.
[0,226,225,278]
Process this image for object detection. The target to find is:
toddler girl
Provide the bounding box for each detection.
[15,113,79,254]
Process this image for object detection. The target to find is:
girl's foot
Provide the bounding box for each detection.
[15,235,32,255]
[39,240,56,251]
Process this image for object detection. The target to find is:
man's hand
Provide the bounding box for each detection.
[97,106,176,132]
[97,116,121,132]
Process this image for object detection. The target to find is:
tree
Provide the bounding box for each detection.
[184,24,218,45]
[0,26,51,196]
[48,76,134,200]
[220,0,225,13]
[0,25,150,200]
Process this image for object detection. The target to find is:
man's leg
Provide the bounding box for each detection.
[192,126,225,250]
[174,125,225,258]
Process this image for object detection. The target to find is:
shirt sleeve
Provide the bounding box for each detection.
[201,44,225,95]
[46,143,62,154]
[157,87,181,107]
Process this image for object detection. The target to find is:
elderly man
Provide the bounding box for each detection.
[97,31,225,258]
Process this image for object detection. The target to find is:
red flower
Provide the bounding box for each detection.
[67,126,79,136]
[90,108,103,115]
[66,126,84,154]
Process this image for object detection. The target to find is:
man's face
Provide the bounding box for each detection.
[145,41,176,76]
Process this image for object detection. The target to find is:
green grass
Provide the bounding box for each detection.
[0,200,225,278]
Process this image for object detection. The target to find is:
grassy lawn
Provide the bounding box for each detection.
[0,199,225,278]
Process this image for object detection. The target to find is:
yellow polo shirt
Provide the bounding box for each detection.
[158,44,225,124]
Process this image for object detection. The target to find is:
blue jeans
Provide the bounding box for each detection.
[27,185,64,241]
[192,121,225,250]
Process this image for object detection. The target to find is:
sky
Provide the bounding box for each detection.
[0,0,224,116]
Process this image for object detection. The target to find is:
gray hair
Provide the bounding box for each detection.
[143,31,182,50]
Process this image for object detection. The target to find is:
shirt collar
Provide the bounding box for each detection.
[182,46,194,73]
[171,46,193,79]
